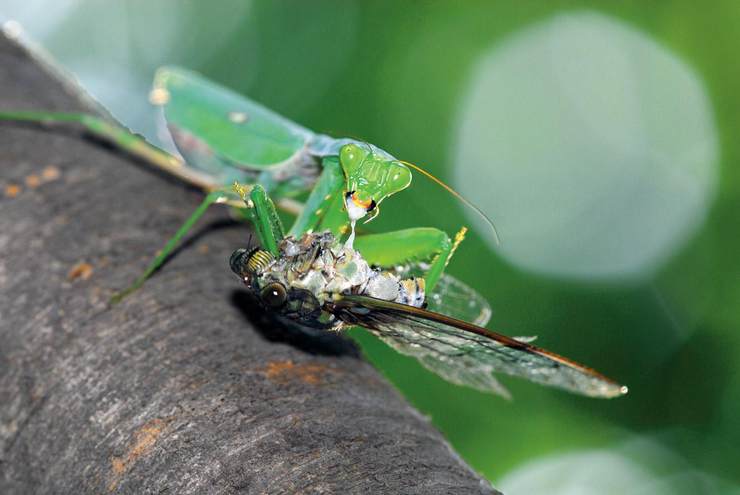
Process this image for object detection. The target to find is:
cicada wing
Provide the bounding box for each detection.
[333,295,627,399]
[426,274,492,327]
[152,67,319,173]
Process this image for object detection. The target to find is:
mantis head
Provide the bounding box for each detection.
[339,143,412,223]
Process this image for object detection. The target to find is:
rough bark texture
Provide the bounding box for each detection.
[0,32,499,494]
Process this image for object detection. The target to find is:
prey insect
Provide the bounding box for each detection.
[0,37,627,398]
[229,186,627,399]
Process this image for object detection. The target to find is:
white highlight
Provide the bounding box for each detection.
[453,12,718,281]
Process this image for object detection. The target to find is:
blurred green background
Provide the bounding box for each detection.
[3,1,738,492]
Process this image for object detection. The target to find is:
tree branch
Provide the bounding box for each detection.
[0,30,498,494]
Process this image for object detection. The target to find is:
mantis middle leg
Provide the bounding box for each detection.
[111,188,239,303]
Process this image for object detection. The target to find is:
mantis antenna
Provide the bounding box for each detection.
[399,160,501,245]
[342,140,501,244]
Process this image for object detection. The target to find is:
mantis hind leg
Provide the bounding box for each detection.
[353,226,467,293]
[111,189,238,304]
[1,113,289,301]
[0,111,217,191]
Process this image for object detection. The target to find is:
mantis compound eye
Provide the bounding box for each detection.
[260,282,287,308]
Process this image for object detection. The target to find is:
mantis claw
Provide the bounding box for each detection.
[233,181,255,208]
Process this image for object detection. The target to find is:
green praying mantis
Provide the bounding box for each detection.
[3,68,476,304]
[1,58,627,399]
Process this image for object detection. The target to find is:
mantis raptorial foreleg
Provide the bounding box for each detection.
[353,227,467,293]
[288,156,349,238]
[236,184,285,257]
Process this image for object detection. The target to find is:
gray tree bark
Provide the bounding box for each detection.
[0,31,499,494]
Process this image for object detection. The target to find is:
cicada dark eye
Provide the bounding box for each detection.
[260,282,287,308]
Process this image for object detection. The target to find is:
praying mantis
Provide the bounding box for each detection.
[2,68,476,306]
[1,61,627,399]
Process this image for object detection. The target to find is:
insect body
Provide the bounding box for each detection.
[230,231,427,331]
[229,220,627,399]
[0,40,626,398]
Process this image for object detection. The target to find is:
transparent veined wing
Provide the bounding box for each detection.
[426,274,492,327]
[332,295,627,399]
[152,67,320,173]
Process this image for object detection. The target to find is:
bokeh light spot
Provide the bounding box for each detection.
[453,12,718,281]
[498,439,740,495]
[499,450,659,495]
